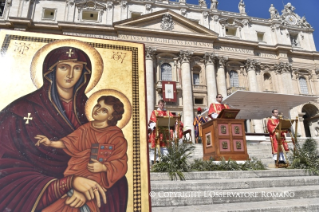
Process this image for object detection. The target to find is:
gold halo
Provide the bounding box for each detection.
[30,39,103,93]
[85,89,132,129]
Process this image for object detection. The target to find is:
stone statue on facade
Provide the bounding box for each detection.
[282,2,295,15]
[238,0,246,14]
[298,16,311,28]
[269,4,280,19]
[199,0,207,8]
[210,0,218,10]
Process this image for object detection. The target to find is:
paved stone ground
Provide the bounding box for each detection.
[150,141,319,212]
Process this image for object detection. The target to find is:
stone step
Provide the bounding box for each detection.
[152,198,319,212]
[151,176,319,191]
[150,169,313,181]
[151,185,319,207]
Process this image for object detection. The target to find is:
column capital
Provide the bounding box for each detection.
[245,59,260,71]
[145,47,156,60]
[204,52,218,65]
[179,50,193,63]
[273,62,292,74]
[218,56,228,67]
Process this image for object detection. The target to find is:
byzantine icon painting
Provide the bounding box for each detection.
[0,30,150,212]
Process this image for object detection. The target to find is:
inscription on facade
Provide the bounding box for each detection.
[63,32,118,40]
[214,46,254,54]
[255,52,277,58]
[119,35,213,47]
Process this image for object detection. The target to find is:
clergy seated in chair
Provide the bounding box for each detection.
[208,94,230,119]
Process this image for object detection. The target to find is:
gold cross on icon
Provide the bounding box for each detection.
[24,113,33,124]
[66,48,74,57]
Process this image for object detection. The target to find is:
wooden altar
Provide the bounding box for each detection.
[201,109,249,161]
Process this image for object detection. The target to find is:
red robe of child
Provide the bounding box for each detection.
[267,117,289,154]
[42,122,128,212]
[208,103,229,118]
[148,109,174,148]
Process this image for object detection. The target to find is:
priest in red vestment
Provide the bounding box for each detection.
[0,46,127,211]
[148,100,173,160]
[267,109,289,164]
[208,94,230,119]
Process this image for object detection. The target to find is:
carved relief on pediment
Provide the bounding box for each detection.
[161,13,174,31]
[76,0,106,10]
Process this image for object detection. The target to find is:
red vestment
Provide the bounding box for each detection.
[43,123,128,212]
[170,121,184,139]
[267,118,289,154]
[208,103,229,118]
[148,109,174,148]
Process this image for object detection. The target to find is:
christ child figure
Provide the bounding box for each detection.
[35,95,128,212]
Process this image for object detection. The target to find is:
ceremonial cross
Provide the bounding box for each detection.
[24,113,33,124]
[66,48,74,57]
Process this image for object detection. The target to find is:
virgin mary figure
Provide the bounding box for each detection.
[0,43,128,211]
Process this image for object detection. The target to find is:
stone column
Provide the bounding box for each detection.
[121,1,128,20]
[145,47,156,120]
[179,50,195,143]
[216,56,228,97]
[246,59,263,133]
[106,1,113,25]
[204,53,218,105]
[314,70,319,95]
[298,112,306,137]
[245,59,259,92]
[274,62,293,94]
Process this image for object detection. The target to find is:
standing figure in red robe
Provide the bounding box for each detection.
[0,44,127,211]
[35,95,127,212]
[267,109,289,164]
[208,94,230,119]
[148,99,173,161]
[193,107,207,143]
[170,116,184,144]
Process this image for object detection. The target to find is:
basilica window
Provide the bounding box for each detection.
[263,73,273,91]
[195,98,203,104]
[299,77,309,94]
[192,65,201,85]
[257,32,265,42]
[131,12,142,19]
[229,70,239,87]
[42,8,56,20]
[290,33,299,47]
[0,0,6,17]
[226,27,237,36]
[193,73,200,85]
[161,63,172,81]
[82,11,99,21]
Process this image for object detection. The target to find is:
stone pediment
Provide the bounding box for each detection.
[114,9,218,39]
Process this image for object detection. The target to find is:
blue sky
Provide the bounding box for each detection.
[187,0,319,51]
